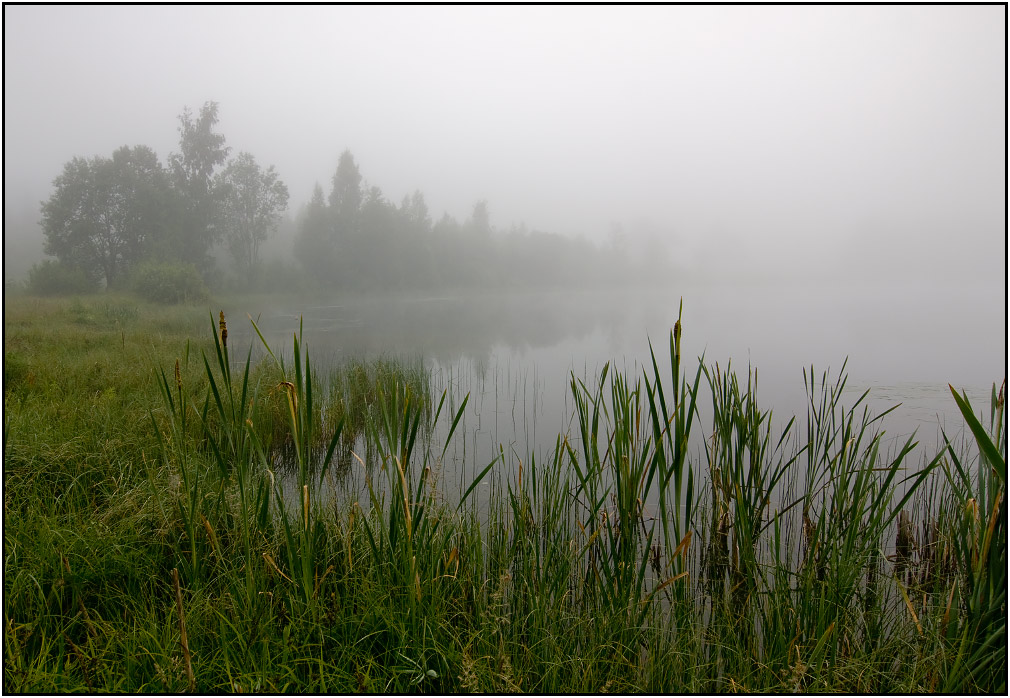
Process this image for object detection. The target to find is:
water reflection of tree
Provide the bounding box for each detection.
[228,289,668,368]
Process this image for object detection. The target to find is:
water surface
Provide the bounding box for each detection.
[226,282,1003,503]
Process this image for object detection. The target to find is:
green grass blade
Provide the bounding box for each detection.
[950,384,1006,484]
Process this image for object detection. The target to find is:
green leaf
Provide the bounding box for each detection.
[950,384,1005,484]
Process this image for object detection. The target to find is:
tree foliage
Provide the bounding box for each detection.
[37,102,295,292]
[329,149,362,225]
[467,199,491,238]
[40,145,170,287]
[401,190,431,233]
[168,101,230,269]
[293,185,335,284]
[218,152,290,276]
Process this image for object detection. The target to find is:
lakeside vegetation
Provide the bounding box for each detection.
[3,293,1005,693]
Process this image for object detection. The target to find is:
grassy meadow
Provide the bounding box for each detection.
[3,293,1005,693]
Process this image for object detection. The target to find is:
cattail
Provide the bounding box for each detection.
[174,359,182,392]
[649,543,663,576]
[709,509,730,585]
[219,310,227,349]
[966,497,979,525]
[279,381,298,413]
[802,509,816,565]
[672,314,683,404]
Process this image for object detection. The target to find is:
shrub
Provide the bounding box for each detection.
[130,261,209,304]
[26,260,98,296]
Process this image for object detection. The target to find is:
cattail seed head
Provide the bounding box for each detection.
[174,359,182,391]
[219,311,228,348]
[278,380,299,414]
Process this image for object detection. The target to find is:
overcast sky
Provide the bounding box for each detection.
[4,5,1006,280]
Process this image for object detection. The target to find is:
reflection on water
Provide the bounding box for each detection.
[227,283,1002,507]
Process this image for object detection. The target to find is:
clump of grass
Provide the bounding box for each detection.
[324,357,433,466]
[249,316,347,605]
[934,380,1006,692]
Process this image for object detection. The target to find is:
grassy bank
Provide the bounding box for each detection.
[4,294,1005,692]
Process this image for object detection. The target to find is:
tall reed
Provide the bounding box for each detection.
[937,380,1005,692]
[250,316,344,605]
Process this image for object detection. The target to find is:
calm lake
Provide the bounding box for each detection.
[226,280,1004,503]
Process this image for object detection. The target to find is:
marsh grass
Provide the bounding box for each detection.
[3,294,1005,692]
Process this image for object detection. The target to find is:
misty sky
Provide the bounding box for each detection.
[4,5,1006,281]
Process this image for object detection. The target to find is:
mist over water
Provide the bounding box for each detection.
[228,278,999,508]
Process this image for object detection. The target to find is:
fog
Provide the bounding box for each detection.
[5,5,1005,285]
[3,5,1006,475]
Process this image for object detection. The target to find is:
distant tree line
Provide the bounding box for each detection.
[38,102,288,294]
[291,151,638,294]
[37,102,640,297]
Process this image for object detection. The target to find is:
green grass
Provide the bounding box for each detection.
[4,293,1005,692]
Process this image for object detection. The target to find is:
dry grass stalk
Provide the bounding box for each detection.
[262,552,294,584]
[77,598,98,639]
[497,653,521,693]
[62,555,99,638]
[895,509,915,584]
[457,649,480,693]
[940,581,957,638]
[314,565,334,598]
[895,574,923,636]
[65,634,93,690]
[785,647,807,693]
[171,568,196,692]
[980,489,1004,571]
[727,676,748,693]
[918,516,937,587]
